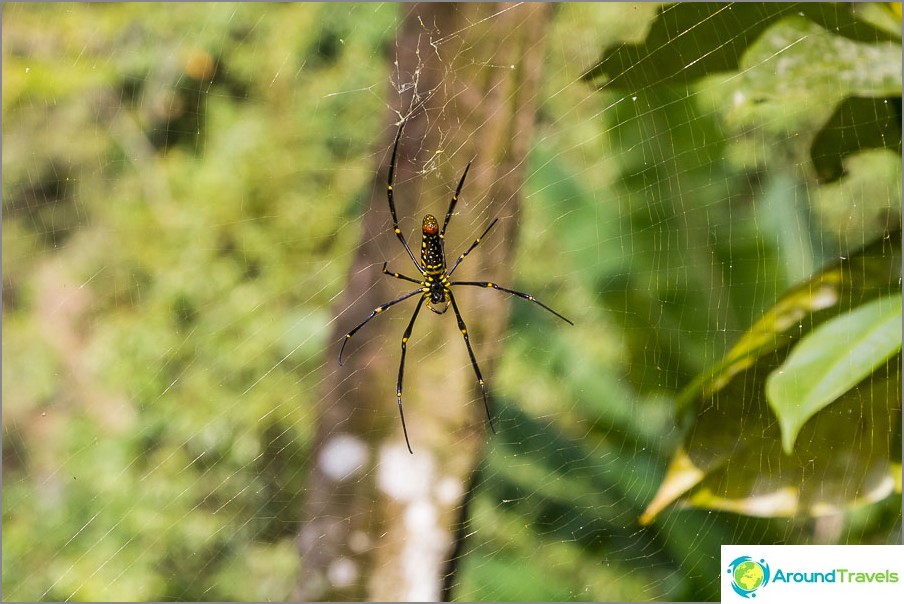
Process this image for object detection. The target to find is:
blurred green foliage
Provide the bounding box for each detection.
[3,3,396,600]
[2,3,901,602]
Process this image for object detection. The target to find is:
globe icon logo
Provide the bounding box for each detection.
[727,556,770,598]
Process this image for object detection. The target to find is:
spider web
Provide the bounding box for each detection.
[2,3,901,602]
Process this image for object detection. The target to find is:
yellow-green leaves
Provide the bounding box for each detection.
[641,231,901,525]
[714,17,902,132]
[767,294,902,454]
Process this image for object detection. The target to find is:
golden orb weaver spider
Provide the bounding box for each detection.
[338,121,573,453]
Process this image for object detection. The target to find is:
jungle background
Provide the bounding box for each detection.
[3,3,902,602]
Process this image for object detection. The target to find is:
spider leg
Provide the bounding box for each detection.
[440,161,472,243]
[387,122,424,273]
[396,295,426,454]
[446,218,499,277]
[382,262,422,285]
[450,281,574,325]
[338,287,425,365]
[448,291,496,435]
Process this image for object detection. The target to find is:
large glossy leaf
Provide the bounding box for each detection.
[641,231,902,525]
[767,293,902,454]
[692,15,902,195]
[581,4,896,91]
[700,17,902,133]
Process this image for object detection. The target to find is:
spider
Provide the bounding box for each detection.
[338,121,573,453]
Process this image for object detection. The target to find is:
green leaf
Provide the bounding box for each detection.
[642,231,902,525]
[767,293,902,454]
[812,149,903,241]
[852,2,903,40]
[700,17,902,133]
[581,4,897,91]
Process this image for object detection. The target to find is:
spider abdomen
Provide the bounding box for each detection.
[421,214,445,276]
[421,214,449,313]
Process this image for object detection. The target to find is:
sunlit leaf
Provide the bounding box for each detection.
[812,149,902,240]
[704,17,902,133]
[693,15,902,182]
[767,293,902,454]
[581,4,896,90]
[852,2,903,39]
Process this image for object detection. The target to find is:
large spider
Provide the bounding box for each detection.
[339,121,573,453]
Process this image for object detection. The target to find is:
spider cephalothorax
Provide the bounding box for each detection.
[339,120,573,453]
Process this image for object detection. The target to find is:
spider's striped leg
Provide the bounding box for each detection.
[450,281,574,325]
[382,262,422,284]
[446,218,498,277]
[447,291,496,435]
[396,295,426,454]
[440,161,472,243]
[338,287,425,366]
[387,122,423,272]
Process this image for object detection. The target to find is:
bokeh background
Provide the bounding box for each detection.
[3,3,902,601]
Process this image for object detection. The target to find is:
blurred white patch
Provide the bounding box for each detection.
[376,444,449,601]
[435,476,463,505]
[401,499,446,602]
[404,499,438,532]
[327,557,358,588]
[348,530,371,554]
[318,434,368,481]
[377,443,434,501]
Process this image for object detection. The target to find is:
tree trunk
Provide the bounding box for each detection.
[296,3,552,600]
